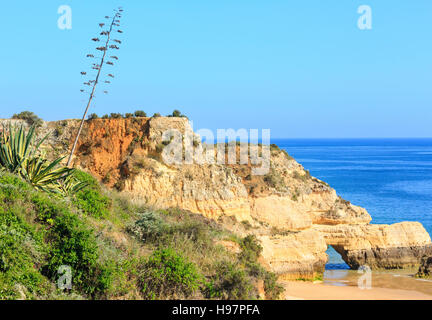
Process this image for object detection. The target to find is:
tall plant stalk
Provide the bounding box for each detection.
[67,7,123,167]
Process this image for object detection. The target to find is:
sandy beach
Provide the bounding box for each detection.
[281,280,432,300]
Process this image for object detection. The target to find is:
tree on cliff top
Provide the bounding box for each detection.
[168,109,187,118]
[67,7,124,167]
[12,111,43,127]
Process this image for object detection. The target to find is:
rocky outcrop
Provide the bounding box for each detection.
[416,256,432,278]
[3,117,431,279]
[314,222,432,269]
[259,229,327,280]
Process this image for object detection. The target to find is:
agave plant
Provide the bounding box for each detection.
[0,123,80,194]
[21,156,74,193]
[0,124,43,173]
[57,171,89,196]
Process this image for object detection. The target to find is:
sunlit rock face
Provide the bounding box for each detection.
[7,116,431,279]
[314,222,432,269]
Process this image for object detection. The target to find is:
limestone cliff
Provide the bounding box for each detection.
[3,117,431,279]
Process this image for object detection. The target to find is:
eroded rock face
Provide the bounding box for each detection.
[6,117,431,279]
[122,162,253,222]
[314,222,432,269]
[250,196,313,231]
[417,256,432,278]
[259,229,328,280]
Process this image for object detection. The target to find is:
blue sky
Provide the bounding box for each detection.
[0,0,431,138]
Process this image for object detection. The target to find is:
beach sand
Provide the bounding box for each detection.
[281,280,432,300]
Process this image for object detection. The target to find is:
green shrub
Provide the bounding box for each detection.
[43,211,110,297]
[0,171,114,298]
[261,269,283,300]
[167,109,187,118]
[73,170,101,192]
[270,144,280,151]
[0,173,31,203]
[87,113,99,120]
[31,193,69,225]
[12,111,43,127]
[75,188,111,218]
[138,248,201,299]
[171,110,182,117]
[170,220,212,245]
[291,187,300,202]
[293,170,310,182]
[125,113,134,118]
[204,262,254,300]
[0,203,51,299]
[152,113,161,118]
[134,110,147,117]
[127,211,168,243]
[263,168,285,191]
[110,113,123,119]
[239,235,262,263]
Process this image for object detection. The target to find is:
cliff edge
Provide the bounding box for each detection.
[4,117,431,279]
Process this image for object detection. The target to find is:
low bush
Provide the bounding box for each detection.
[88,113,99,120]
[239,235,262,263]
[169,220,212,245]
[127,211,168,243]
[138,248,201,299]
[0,173,31,202]
[12,111,43,127]
[43,211,111,297]
[204,262,254,300]
[167,109,187,118]
[0,206,51,299]
[110,113,123,119]
[31,193,69,225]
[73,170,101,192]
[75,188,111,218]
[134,110,147,117]
[293,170,310,182]
[263,168,285,191]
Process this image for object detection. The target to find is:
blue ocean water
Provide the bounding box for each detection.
[274,138,432,268]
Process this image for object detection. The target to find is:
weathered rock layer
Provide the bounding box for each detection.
[315,223,432,269]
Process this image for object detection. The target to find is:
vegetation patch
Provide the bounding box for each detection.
[138,248,201,299]
[12,111,43,127]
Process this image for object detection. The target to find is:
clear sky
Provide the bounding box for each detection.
[0,0,431,138]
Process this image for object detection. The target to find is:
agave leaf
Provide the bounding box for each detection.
[57,171,89,195]
[0,123,79,194]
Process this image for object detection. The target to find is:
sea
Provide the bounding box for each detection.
[274,138,432,295]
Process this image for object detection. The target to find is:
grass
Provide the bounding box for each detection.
[0,169,284,300]
[292,170,311,183]
[295,274,323,282]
